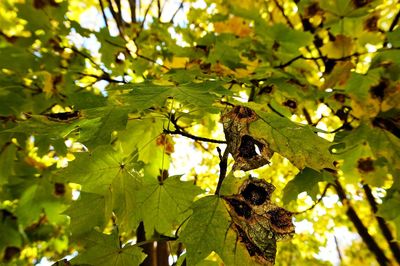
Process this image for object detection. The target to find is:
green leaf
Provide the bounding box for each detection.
[57,146,140,194]
[180,196,231,265]
[137,176,202,235]
[0,210,22,253]
[0,144,16,185]
[249,109,335,170]
[63,192,108,239]
[117,118,164,163]
[320,0,353,16]
[111,170,142,234]
[81,106,128,148]
[345,69,381,101]
[282,168,324,205]
[256,23,313,55]
[367,126,400,172]
[72,230,146,266]
[15,179,66,227]
[387,28,400,47]
[378,190,400,221]
[217,227,257,266]
[0,47,38,70]
[119,81,229,112]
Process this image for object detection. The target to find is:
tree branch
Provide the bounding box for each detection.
[389,10,400,32]
[334,179,390,266]
[363,183,400,264]
[164,114,226,144]
[163,128,226,144]
[106,0,124,36]
[98,0,109,29]
[170,1,184,23]
[128,0,136,23]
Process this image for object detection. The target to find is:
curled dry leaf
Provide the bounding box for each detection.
[221,106,273,171]
[223,178,295,265]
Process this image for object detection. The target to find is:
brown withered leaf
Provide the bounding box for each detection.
[221,106,273,171]
[223,178,295,265]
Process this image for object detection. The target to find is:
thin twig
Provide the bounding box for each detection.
[334,235,343,263]
[170,1,184,23]
[98,0,109,29]
[389,10,400,32]
[164,114,226,144]
[136,54,170,70]
[272,0,322,70]
[76,72,127,84]
[164,128,226,144]
[70,46,102,69]
[292,183,331,215]
[140,0,155,31]
[106,0,124,36]
[157,0,161,19]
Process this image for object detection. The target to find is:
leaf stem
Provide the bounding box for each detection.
[215,146,229,195]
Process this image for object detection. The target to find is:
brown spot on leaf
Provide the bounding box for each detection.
[283,100,297,109]
[225,198,252,219]
[357,158,374,173]
[364,15,379,31]
[234,106,257,120]
[3,247,20,262]
[334,93,346,103]
[268,208,294,235]
[241,181,273,205]
[46,111,80,121]
[158,169,169,182]
[239,135,264,159]
[352,0,372,8]
[33,0,58,8]
[370,79,388,100]
[156,134,174,155]
[305,2,321,17]
[54,183,66,196]
[258,85,273,95]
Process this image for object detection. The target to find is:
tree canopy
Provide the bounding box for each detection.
[0,0,400,265]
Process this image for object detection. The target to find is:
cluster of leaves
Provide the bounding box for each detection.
[0,0,400,265]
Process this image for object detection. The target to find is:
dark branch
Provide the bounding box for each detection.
[98,0,109,29]
[363,183,400,264]
[106,0,124,36]
[170,1,184,23]
[163,128,226,144]
[76,72,127,84]
[164,115,226,144]
[70,46,103,70]
[128,0,136,23]
[136,54,170,70]
[272,0,294,28]
[334,179,390,266]
[140,0,155,31]
[389,10,400,32]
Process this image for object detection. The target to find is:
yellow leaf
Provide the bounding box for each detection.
[321,35,354,59]
[214,16,252,37]
[164,57,189,69]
